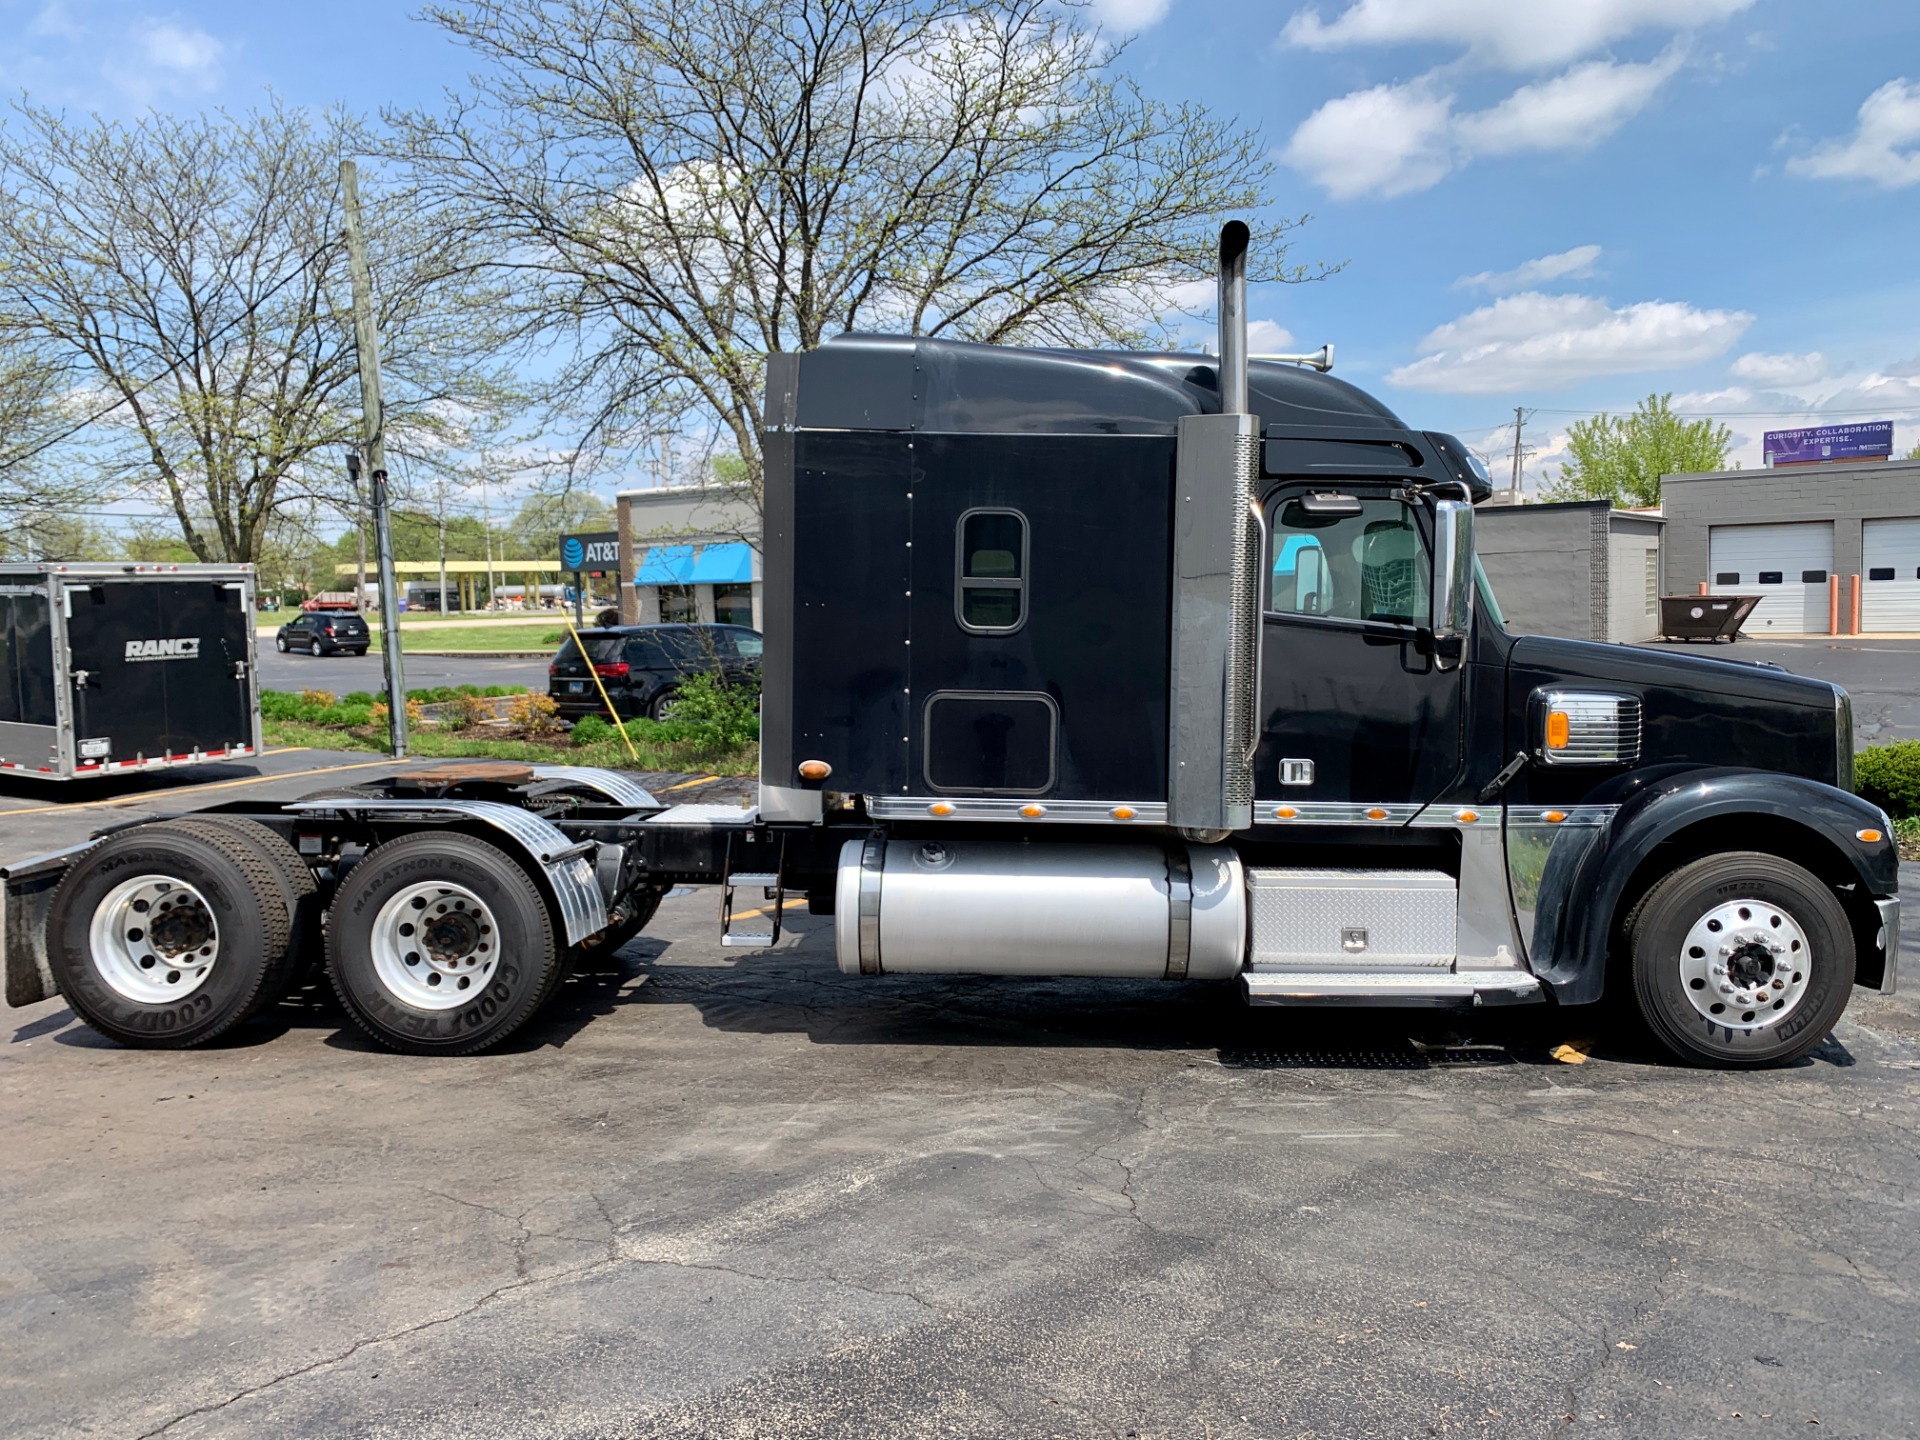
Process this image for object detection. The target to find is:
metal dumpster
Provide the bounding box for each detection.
[1659,593,1761,642]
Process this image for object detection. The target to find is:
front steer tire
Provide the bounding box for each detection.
[46,823,294,1049]
[325,831,560,1056]
[1625,851,1855,1069]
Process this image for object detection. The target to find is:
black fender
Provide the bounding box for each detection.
[1528,767,1898,1004]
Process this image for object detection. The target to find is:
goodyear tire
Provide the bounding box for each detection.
[46,823,293,1048]
[1626,851,1855,1069]
[325,831,559,1056]
[172,817,321,994]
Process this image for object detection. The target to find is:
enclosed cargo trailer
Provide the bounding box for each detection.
[0,564,261,779]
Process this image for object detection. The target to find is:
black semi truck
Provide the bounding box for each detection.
[3,225,1898,1067]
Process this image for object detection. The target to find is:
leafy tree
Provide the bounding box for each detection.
[0,100,519,565]
[393,0,1321,514]
[1544,393,1731,506]
[1905,441,1919,460]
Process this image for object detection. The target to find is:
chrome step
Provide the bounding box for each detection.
[1244,970,1542,1006]
[727,872,780,889]
[721,931,776,948]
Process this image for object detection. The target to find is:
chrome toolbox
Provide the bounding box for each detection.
[1246,868,1457,970]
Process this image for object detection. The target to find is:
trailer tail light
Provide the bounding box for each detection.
[593,662,630,679]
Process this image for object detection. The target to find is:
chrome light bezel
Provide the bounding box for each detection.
[1531,689,1643,767]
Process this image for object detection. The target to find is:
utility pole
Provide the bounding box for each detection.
[342,158,408,757]
[436,478,449,615]
[1509,406,1526,504]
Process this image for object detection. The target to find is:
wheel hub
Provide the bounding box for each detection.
[1677,898,1811,1033]
[370,882,501,1010]
[87,875,221,1004]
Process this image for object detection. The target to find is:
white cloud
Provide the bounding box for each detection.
[1386,290,1753,393]
[1458,244,1602,291]
[1730,351,1827,387]
[1085,0,1174,31]
[1281,80,1455,199]
[1279,0,1753,72]
[1284,53,1680,198]
[97,15,226,99]
[1785,78,1920,188]
[1247,320,1298,353]
[1454,50,1683,154]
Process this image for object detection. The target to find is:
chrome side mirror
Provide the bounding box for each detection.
[1429,498,1475,649]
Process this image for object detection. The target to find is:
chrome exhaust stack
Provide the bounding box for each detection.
[1168,221,1262,838]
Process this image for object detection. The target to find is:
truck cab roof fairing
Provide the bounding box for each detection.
[770,333,1406,438]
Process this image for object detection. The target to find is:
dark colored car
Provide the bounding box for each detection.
[548,623,762,721]
[276,610,370,657]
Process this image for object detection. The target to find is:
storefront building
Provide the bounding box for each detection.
[615,484,763,630]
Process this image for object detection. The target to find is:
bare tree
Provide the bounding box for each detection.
[0,100,520,564]
[396,0,1320,510]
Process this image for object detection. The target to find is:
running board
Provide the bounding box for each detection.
[1243,970,1544,1007]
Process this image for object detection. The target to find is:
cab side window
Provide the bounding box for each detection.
[955,509,1026,633]
[1268,497,1431,627]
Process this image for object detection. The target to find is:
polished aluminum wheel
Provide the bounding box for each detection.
[1677,896,1812,1032]
[86,875,221,1003]
[369,880,501,1010]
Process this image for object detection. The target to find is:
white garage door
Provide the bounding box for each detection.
[1862,517,1920,632]
[1710,522,1834,634]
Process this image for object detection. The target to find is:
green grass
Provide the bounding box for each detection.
[373,624,567,652]
[1895,815,1920,862]
[261,718,755,774]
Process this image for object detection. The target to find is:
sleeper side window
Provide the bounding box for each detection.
[1267,496,1431,626]
[956,509,1027,634]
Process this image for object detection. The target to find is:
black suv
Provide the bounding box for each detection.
[276,611,371,657]
[548,623,762,721]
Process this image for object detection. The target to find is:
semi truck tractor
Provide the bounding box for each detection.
[3,224,1898,1066]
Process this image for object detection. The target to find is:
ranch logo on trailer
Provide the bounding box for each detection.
[124,637,201,662]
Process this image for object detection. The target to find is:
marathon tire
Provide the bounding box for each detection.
[46,823,293,1049]
[171,817,321,995]
[1625,851,1854,1069]
[325,831,559,1056]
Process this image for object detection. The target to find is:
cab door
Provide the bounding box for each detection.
[1253,484,1466,809]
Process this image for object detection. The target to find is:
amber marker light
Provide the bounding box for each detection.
[1546,711,1571,750]
[1455,809,1479,824]
[797,759,832,781]
[1110,806,1136,821]
[929,802,955,817]
[1857,828,1884,843]
[1544,810,1567,824]
[1366,807,1388,820]
[1274,806,1297,819]
[1021,803,1047,818]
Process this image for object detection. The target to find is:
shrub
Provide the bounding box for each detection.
[297,687,336,708]
[507,689,563,738]
[482,685,518,698]
[666,671,761,755]
[439,692,495,729]
[570,714,614,746]
[342,690,375,707]
[1856,740,1920,818]
[370,697,427,729]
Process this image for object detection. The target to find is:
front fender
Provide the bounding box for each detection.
[1527,768,1898,1004]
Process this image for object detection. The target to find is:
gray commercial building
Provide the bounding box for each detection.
[1475,500,1665,643]
[1662,457,1920,635]
[615,484,763,630]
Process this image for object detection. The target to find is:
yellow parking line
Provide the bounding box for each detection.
[731,897,810,920]
[663,774,722,791]
[0,756,414,817]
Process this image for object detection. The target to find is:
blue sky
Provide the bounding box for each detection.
[4,0,1918,492]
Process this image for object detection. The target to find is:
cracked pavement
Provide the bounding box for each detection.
[4,867,1918,1440]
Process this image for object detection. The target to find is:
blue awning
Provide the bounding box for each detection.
[686,542,754,585]
[634,544,695,585]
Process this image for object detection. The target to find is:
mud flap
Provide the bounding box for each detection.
[2,844,89,1008]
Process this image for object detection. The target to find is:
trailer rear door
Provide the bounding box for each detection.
[66,580,253,761]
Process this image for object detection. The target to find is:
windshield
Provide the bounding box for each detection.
[1473,557,1506,629]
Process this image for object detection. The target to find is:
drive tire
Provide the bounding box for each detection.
[1625,851,1854,1069]
[171,817,321,995]
[325,831,559,1056]
[46,823,293,1049]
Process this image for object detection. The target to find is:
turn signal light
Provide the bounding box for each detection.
[1545,711,1571,749]
[593,662,630,679]
[797,760,832,782]
[1857,828,1884,843]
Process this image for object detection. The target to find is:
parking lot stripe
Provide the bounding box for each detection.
[0,756,415,817]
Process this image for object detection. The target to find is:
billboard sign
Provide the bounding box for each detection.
[1763,421,1895,466]
[560,530,620,574]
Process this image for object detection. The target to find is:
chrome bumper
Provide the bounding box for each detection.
[1875,896,1901,995]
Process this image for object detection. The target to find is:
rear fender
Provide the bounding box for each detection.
[1528,768,1898,1004]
